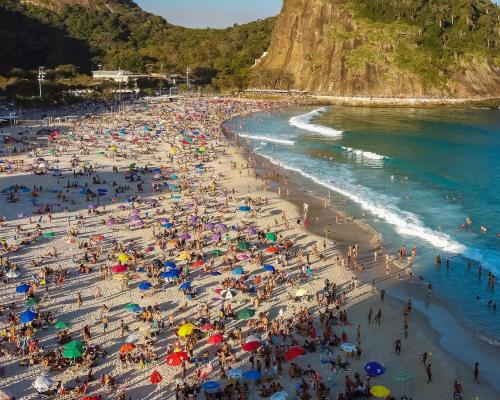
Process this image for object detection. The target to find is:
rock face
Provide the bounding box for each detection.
[257,0,500,97]
[20,0,137,12]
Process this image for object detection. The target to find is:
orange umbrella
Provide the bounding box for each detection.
[91,235,104,242]
[266,246,279,254]
[166,351,188,366]
[168,239,178,247]
[149,370,162,384]
[192,260,204,268]
[119,343,136,353]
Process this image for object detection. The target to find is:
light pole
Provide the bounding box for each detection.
[186,67,192,90]
[38,66,45,98]
[117,69,123,111]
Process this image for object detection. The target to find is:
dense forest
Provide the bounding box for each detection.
[0,0,275,86]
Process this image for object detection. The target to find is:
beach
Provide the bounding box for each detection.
[0,97,497,400]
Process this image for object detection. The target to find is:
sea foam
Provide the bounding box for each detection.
[237,133,294,145]
[289,107,343,137]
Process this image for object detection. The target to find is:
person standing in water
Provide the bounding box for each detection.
[473,362,479,383]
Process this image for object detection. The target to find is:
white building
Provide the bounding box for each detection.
[92,70,148,83]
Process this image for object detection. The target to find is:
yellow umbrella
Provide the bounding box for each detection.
[295,288,308,297]
[176,250,191,261]
[370,385,390,398]
[169,147,178,154]
[110,146,117,152]
[118,253,130,263]
[112,273,128,280]
[178,323,194,337]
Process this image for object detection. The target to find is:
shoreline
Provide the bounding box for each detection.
[223,114,500,397]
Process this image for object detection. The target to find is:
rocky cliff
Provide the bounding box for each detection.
[257,0,500,97]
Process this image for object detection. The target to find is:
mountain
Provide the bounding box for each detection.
[0,0,274,85]
[255,0,500,97]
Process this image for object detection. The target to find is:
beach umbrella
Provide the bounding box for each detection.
[178,323,194,337]
[161,269,180,279]
[220,289,236,299]
[285,346,306,361]
[197,146,207,154]
[149,370,162,385]
[42,231,56,238]
[5,270,18,279]
[365,361,385,377]
[54,321,70,330]
[63,347,82,359]
[176,250,191,261]
[20,309,37,324]
[212,249,223,256]
[138,281,152,291]
[266,246,279,254]
[242,341,261,352]
[200,323,214,332]
[125,332,141,343]
[211,233,222,241]
[237,253,250,261]
[16,284,31,294]
[238,308,255,320]
[237,241,249,251]
[179,281,191,290]
[247,226,257,235]
[124,303,140,312]
[239,205,251,212]
[33,375,52,392]
[166,351,188,366]
[203,381,220,392]
[227,368,242,379]
[340,343,357,353]
[266,232,278,242]
[181,233,191,240]
[192,260,204,268]
[295,288,308,297]
[64,341,84,351]
[112,265,128,274]
[243,370,262,381]
[370,386,390,398]
[164,261,176,268]
[232,266,244,276]
[119,343,136,353]
[25,298,40,307]
[263,264,275,272]
[208,333,223,344]
[270,391,288,400]
[117,253,130,263]
[216,223,227,231]
[205,222,215,230]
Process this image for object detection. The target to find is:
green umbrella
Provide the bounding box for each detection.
[25,298,40,307]
[54,321,70,329]
[212,249,224,256]
[98,150,105,155]
[238,308,255,320]
[64,340,84,351]
[266,232,277,242]
[48,149,55,155]
[124,303,140,311]
[63,347,82,359]
[129,163,136,168]
[42,231,55,238]
[237,241,250,251]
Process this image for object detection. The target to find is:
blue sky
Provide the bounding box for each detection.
[136,0,283,28]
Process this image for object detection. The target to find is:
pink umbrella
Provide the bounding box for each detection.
[112,265,127,273]
[238,254,250,261]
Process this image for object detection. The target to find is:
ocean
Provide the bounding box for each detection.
[225,105,500,371]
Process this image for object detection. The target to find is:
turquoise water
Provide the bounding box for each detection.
[226,106,500,344]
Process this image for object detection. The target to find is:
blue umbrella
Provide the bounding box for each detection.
[227,368,242,379]
[16,284,31,294]
[232,266,244,276]
[20,309,37,323]
[203,381,220,391]
[164,261,176,268]
[263,265,275,272]
[211,271,222,276]
[162,223,174,228]
[364,361,385,377]
[243,370,262,381]
[239,206,251,212]
[170,175,178,180]
[161,269,180,279]
[138,281,152,291]
[179,281,191,290]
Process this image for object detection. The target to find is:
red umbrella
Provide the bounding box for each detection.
[200,323,214,332]
[207,333,223,344]
[192,260,204,268]
[112,265,128,273]
[82,397,100,400]
[166,351,188,366]
[285,346,305,361]
[149,370,163,384]
[266,246,279,254]
[242,341,262,352]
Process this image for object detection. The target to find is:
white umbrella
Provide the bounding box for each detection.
[125,332,141,343]
[220,289,236,299]
[33,375,52,392]
[5,271,18,279]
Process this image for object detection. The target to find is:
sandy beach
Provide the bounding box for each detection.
[0,97,497,400]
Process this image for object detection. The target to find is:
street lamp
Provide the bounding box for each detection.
[186,67,192,89]
[117,69,124,111]
[38,66,46,98]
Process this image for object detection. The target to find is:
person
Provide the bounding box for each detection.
[394,339,401,355]
[453,380,464,400]
[426,364,432,383]
[473,362,479,383]
[368,308,372,324]
[421,352,428,366]
[380,289,385,302]
[374,309,381,325]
